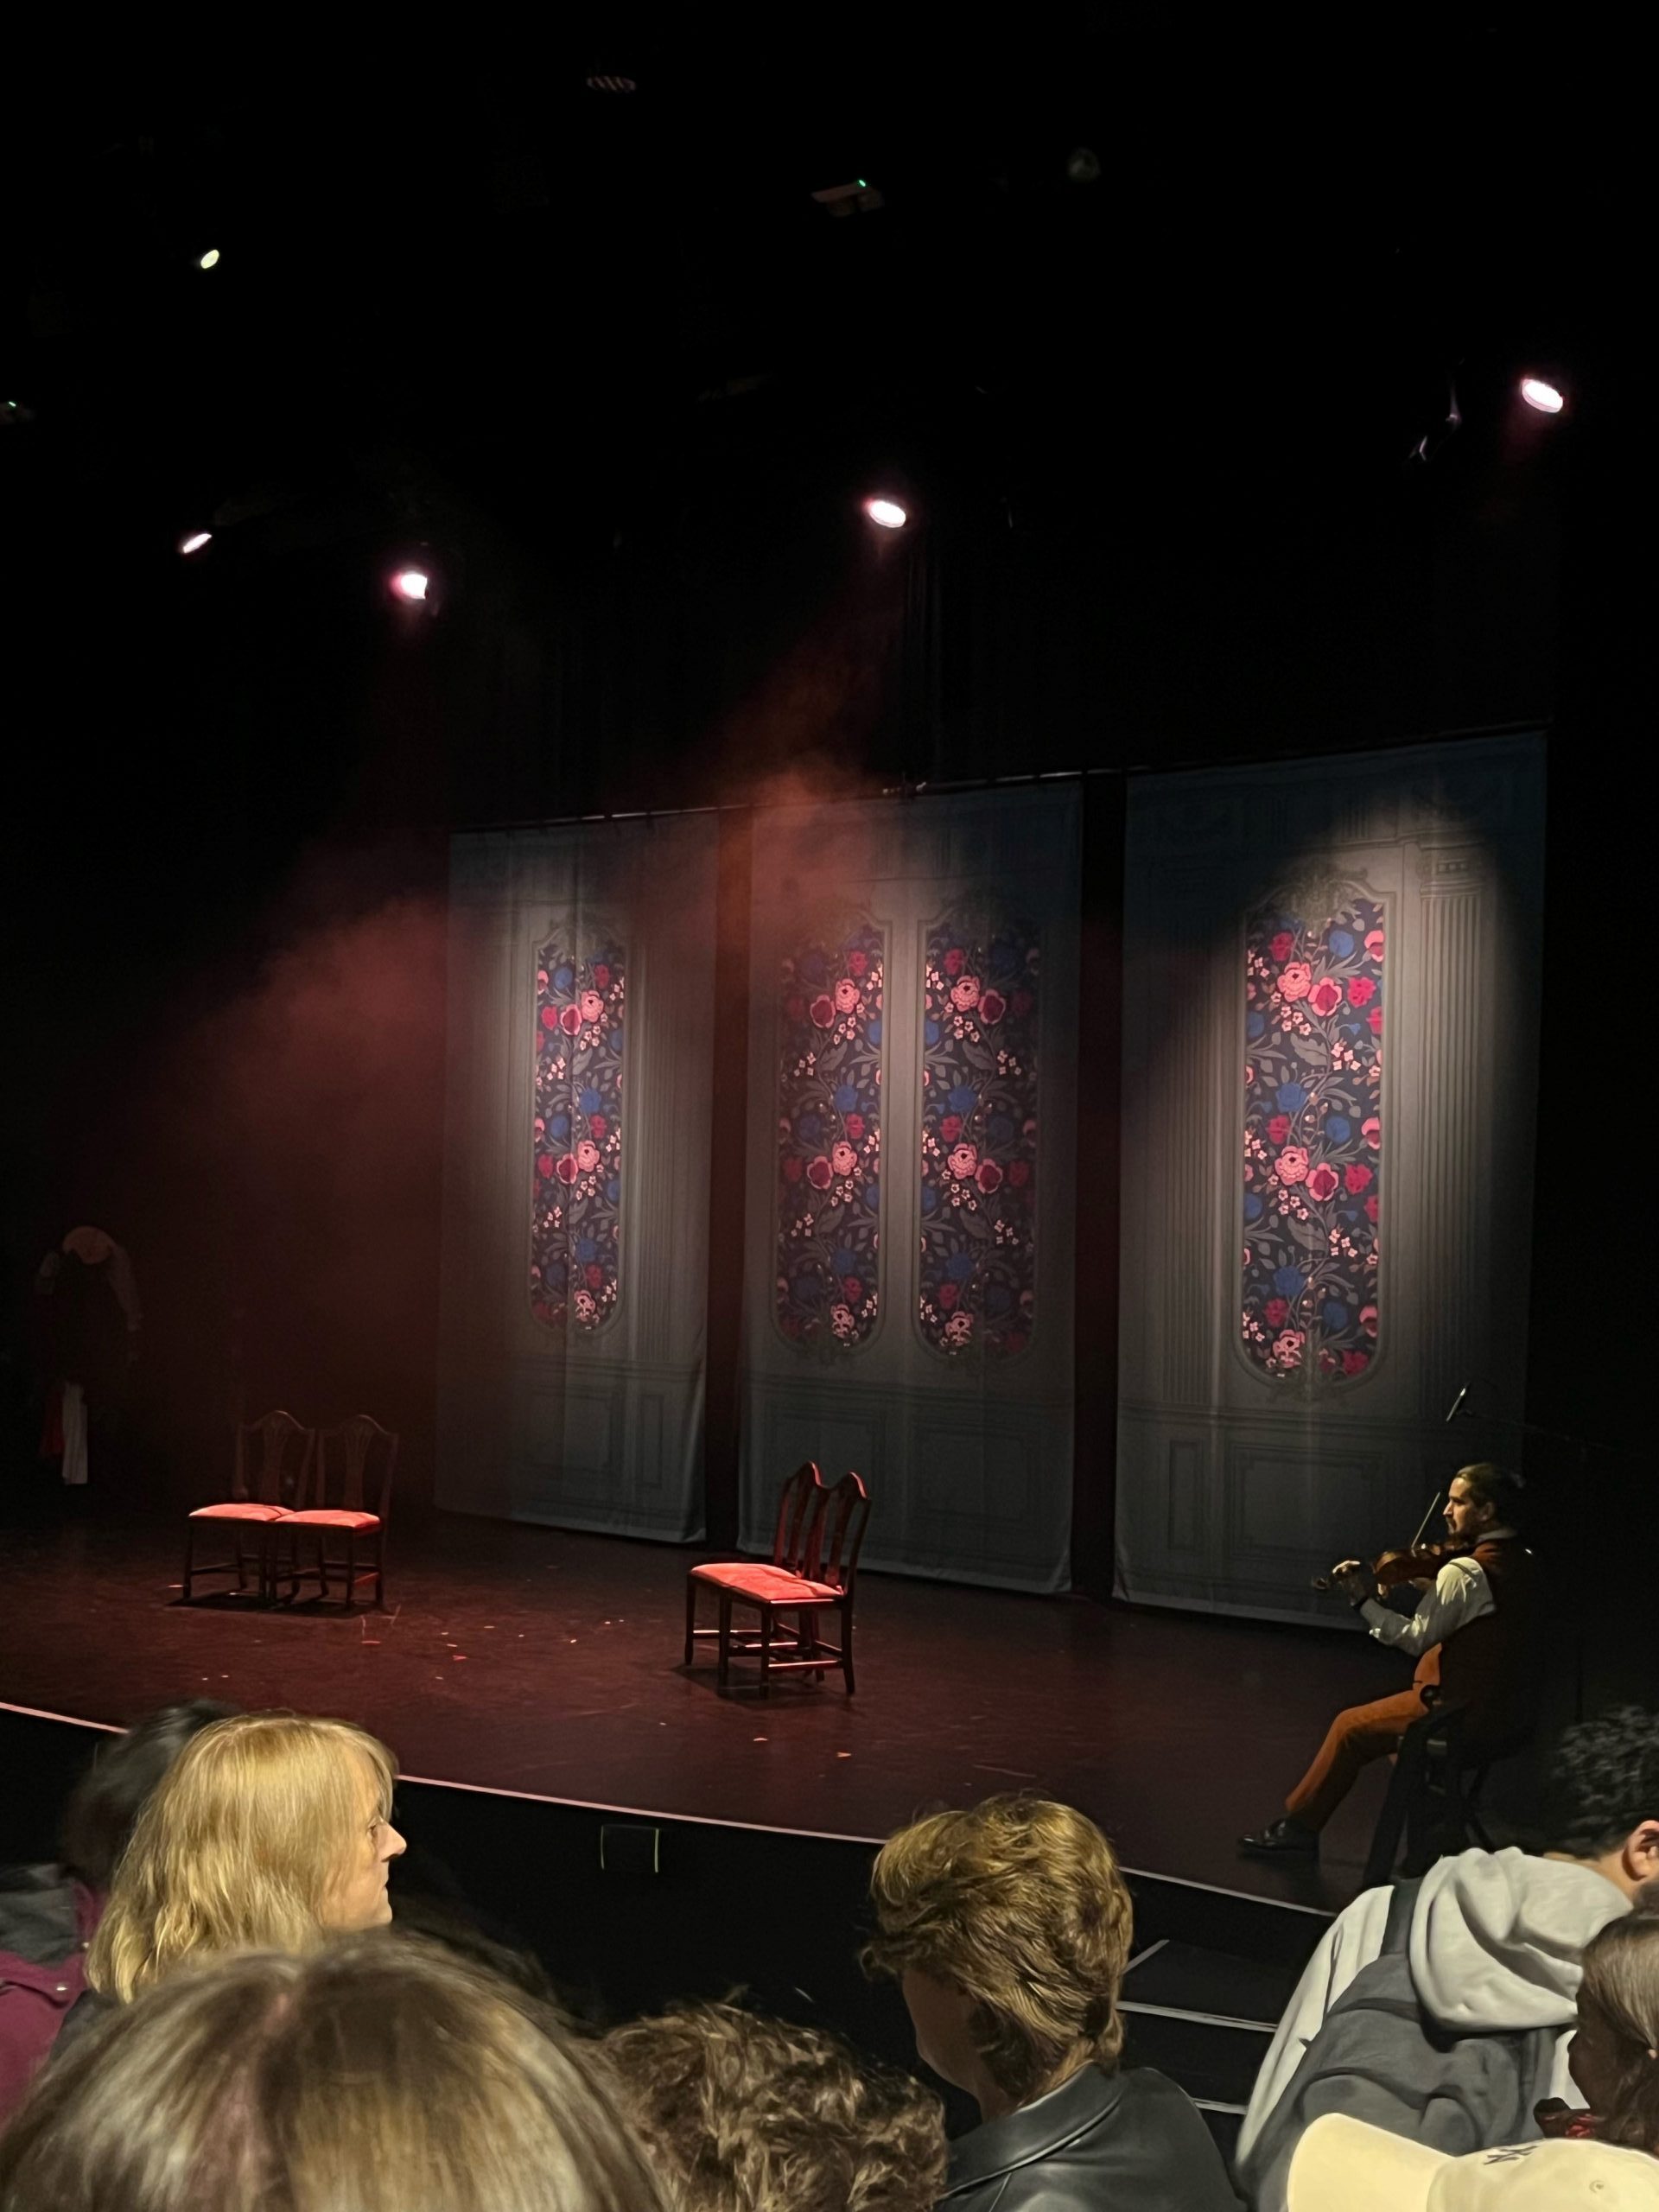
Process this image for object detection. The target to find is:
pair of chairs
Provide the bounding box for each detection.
[181,1410,396,1610]
[684,1462,870,1694]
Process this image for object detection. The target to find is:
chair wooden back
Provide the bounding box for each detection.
[813,1471,871,1594]
[771,1462,827,1579]
[232,1411,315,1509]
[312,1415,398,1522]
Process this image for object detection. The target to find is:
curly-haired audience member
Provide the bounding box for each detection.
[604,1999,945,2212]
[1568,1906,1659,2155]
[0,1936,666,2212]
[864,1795,1236,2210]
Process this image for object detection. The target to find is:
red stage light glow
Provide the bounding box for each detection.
[391,569,430,601]
[863,498,907,530]
[1519,376,1566,415]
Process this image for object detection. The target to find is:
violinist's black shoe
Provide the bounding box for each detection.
[1237,1817,1319,1859]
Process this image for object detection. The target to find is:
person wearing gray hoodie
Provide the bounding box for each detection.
[1236,1707,1659,2212]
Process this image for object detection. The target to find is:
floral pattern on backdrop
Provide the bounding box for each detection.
[918,916,1040,1358]
[1242,892,1383,1382]
[776,921,885,1348]
[531,936,626,1332]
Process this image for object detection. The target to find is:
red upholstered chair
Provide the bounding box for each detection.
[182,1410,315,1602]
[684,1465,871,1694]
[272,1414,397,1610]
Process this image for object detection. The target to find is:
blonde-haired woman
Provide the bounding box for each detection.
[864,1795,1236,2210]
[71,1712,404,2026]
[0,1936,666,2212]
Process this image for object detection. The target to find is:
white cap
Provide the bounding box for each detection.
[1288,2115,1659,2212]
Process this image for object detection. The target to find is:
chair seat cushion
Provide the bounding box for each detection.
[690,1562,842,1603]
[188,1503,287,1522]
[282,1510,381,1531]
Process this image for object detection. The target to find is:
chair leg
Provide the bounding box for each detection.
[684,1579,698,1666]
[760,1605,772,1696]
[234,1535,247,1592]
[841,1602,855,1695]
[345,1532,357,1608]
[181,1525,194,1602]
[315,1533,329,1602]
[716,1596,733,1688]
[374,1532,386,1611]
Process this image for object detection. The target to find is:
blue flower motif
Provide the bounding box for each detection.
[544,1259,567,1288]
[988,936,1022,981]
[862,1179,880,1211]
[985,1283,1012,1314]
[832,1246,858,1273]
[548,1113,570,1141]
[1322,1300,1350,1333]
[1272,1265,1306,1299]
[579,1087,602,1116]
[866,1016,881,1046]
[1327,928,1355,957]
[1246,1011,1265,1040]
[552,964,575,993]
[608,1029,623,1052]
[793,1271,823,1306]
[833,1084,858,1112]
[947,1084,978,1116]
[925,1020,941,1047]
[988,1113,1014,1147]
[575,1237,597,1263]
[798,1113,822,1147]
[1325,1115,1351,1142]
[921,1183,938,1215]
[798,950,828,987]
[606,1179,620,1204]
[1276,1082,1308,1114]
[1243,1192,1263,1224]
[946,1251,976,1281]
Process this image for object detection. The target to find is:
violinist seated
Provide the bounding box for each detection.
[1238,1463,1538,1859]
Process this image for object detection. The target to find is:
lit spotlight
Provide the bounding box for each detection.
[198,249,220,270]
[1520,375,1566,415]
[178,531,213,555]
[864,497,908,530]
[391,568,430,601]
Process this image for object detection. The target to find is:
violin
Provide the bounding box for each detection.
[1310,1493,1467,1595]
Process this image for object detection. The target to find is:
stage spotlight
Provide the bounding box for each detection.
[1519,375,1566,415]
[391,568,431,602]
[178,531,213,555]
[197,248,220,270]
[864,497,908,530]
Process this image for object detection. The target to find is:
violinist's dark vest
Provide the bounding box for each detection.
[1433,1536,1541,1740]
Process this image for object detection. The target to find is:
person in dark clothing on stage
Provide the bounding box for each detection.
[864,1795,1238,2211]
[1239,1463,1539,1858]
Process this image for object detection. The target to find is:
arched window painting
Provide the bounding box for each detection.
[776,922,884,1348]
[1243,893,1383,1382]
[531,937,625,1332]
[918,916,1039,1358]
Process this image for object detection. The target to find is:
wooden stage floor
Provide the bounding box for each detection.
[1,1508,1420,1906]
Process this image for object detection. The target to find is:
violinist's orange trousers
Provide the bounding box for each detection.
[1283,1653,1438,1833]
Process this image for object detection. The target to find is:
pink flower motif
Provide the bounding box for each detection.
[830,1302,856,1339]
[1273,1328,1306,1369]
[844,1112,865,1141]
[575,1140,601,1173]
[950,976,982,1011]
[585,1262,604,1290]
[1360,1304,1378,1338]
[1267,1113,1291,1145]
[1367,1006,1383,1035]
[536,1154,555,1180]
[1364,931,1384,961]
[782,1155,803,1183]
[1308,977,1343,1019]
[1341,1350,1370,1376]
[947,1142,979,1180]
[940,1114,963,1144]
[559,1004,582,1035]
[1278,962,1313,1001]
[1348,976,1376,1008]
[848,949,868,978]
[1276,1145,1310,1185]
[835,978,861,1014]
[1344,1164,1372,1194]
[539,1007,559,1031]
[1011,988,1034,1018]
[1363,1194,1379,1224]
[938,1281,959,1311]
[943,1312,973,1346]
[555,1154,580,1185]
[592,963,611,990]
[842,1274,862,1301]
[588,1113,607,1140]
[1263,1296,1288,1327]
[1007,1160,1031,1187]
[579,989,605,1024]
[976,1160,1004,1195]
[806,1155,834,1190]
[1363,1116,1381,1150]
[574,1289,596,1322]
[809,995,836,1028]
[1269,931,1296,962]
[977,988,1007,1025]
[1306,1163,1339,1203]
[831,1141,857,1176]
[784,994,805,1026]
[943,948,965,976]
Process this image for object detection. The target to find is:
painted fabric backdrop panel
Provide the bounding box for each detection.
[741,785,1080,1592]
[1116,734,1545,1622]
[438,818,718,1538]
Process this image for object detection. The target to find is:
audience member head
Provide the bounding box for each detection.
[59,1700,237,1891]
[1572,1907,1659,2155]
[85,1711,404,2002]
[0,1937,665,2212]
[604,1999,946,2212]
[1543,1708,1659,1897]
[863,1794,1134,2117]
